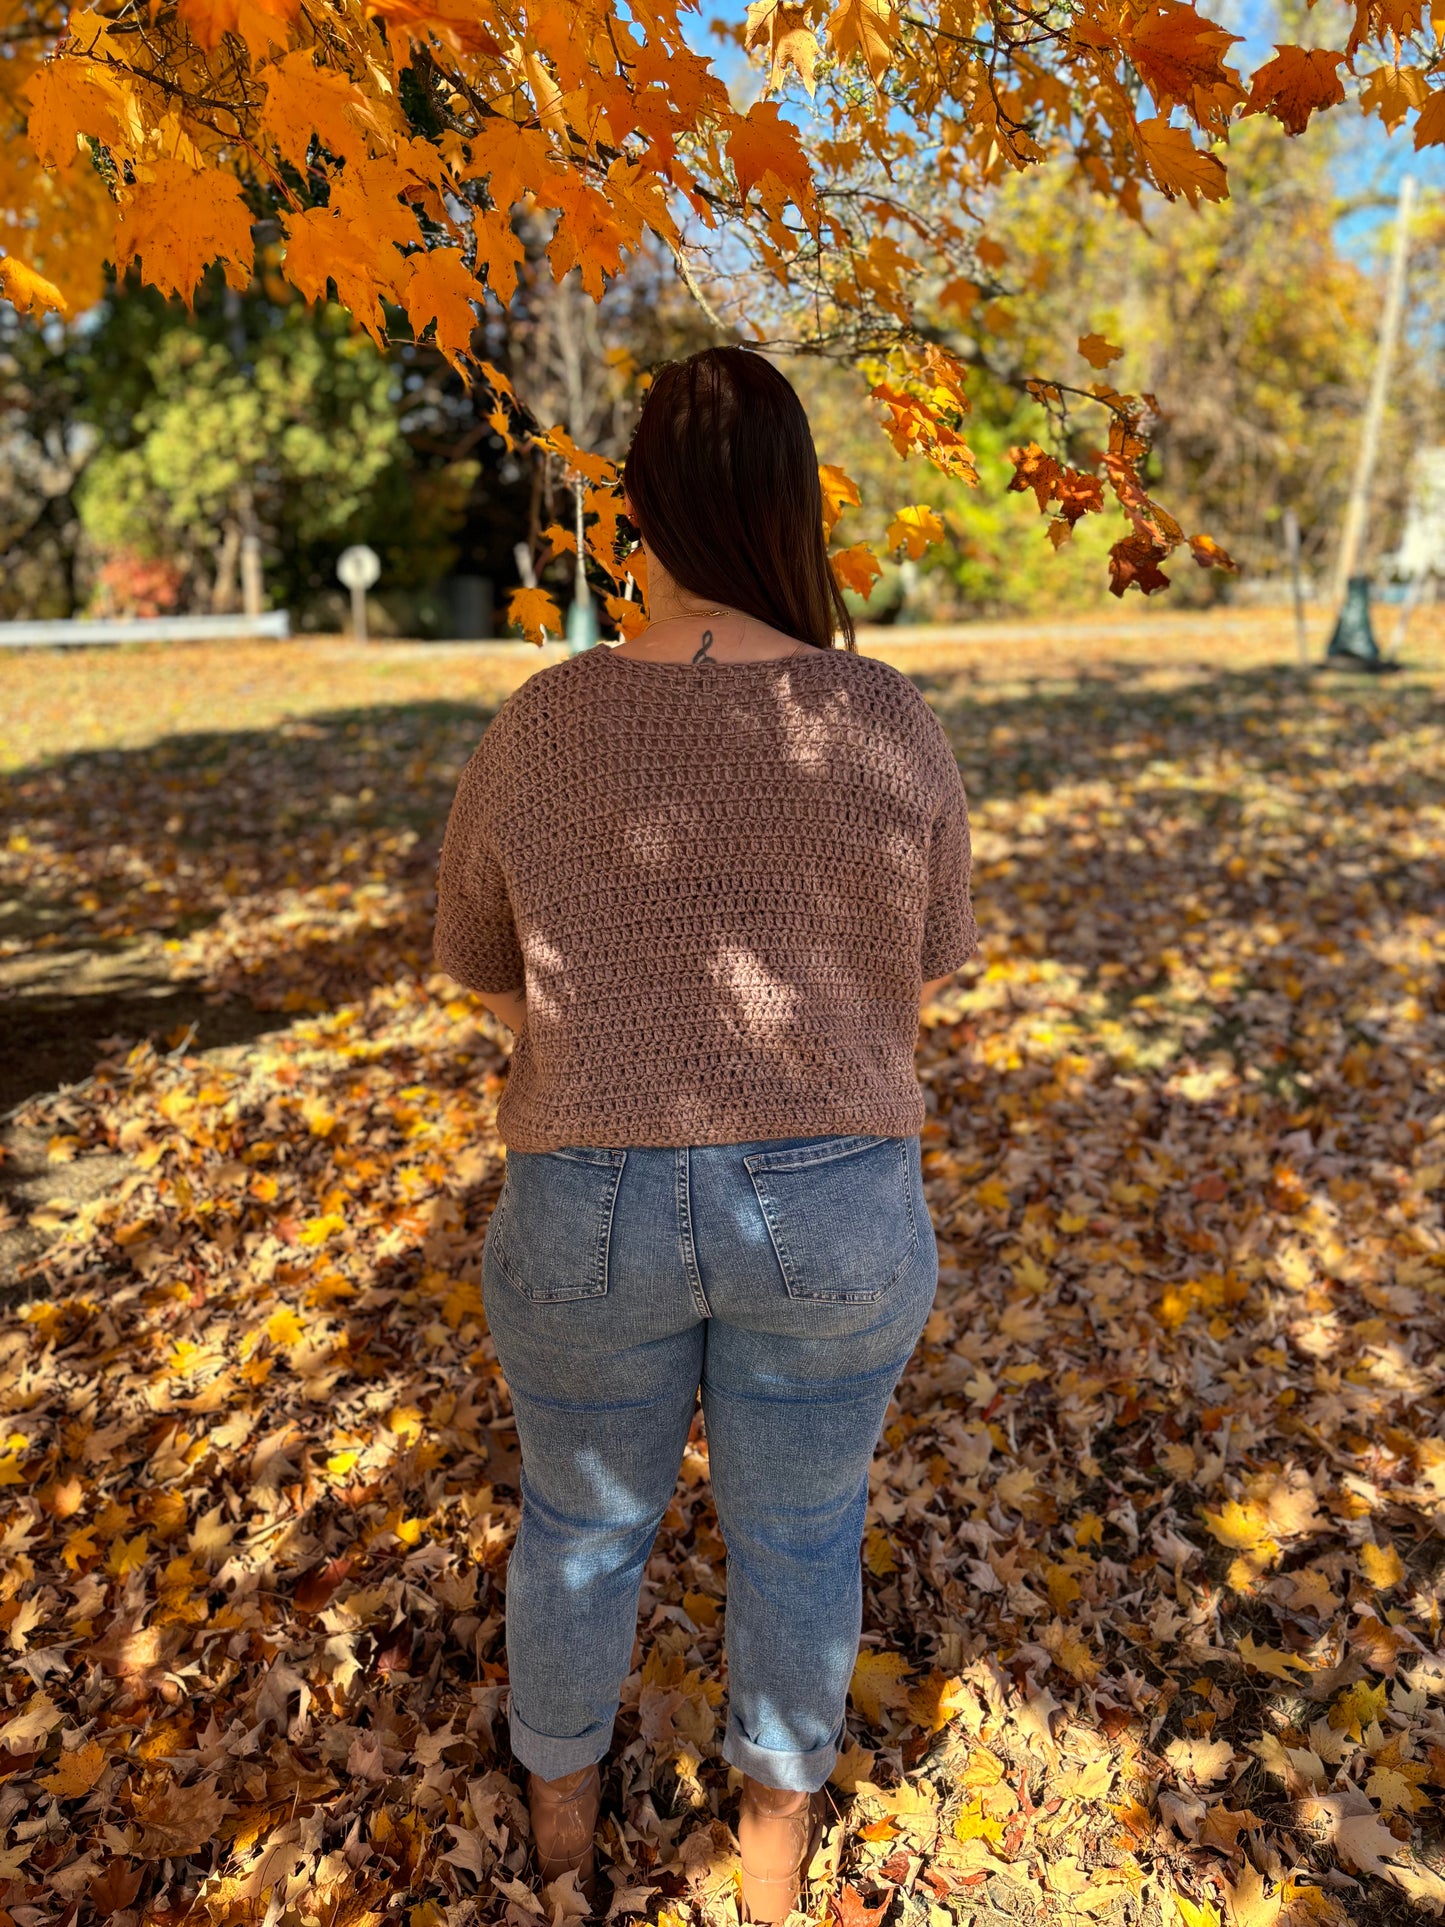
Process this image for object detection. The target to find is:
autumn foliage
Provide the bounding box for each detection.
[7,0,1439,611]
[3,626,1445,1919]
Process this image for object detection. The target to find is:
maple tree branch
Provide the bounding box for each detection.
[667,244,731,334]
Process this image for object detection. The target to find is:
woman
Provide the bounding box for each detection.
[434,347,978,1920]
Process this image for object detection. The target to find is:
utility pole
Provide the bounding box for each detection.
[566,475,598,653]
[1283,509,1308,669]
[1331,173,1417,604]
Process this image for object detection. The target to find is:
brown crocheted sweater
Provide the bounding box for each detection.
[433,643,978,1151]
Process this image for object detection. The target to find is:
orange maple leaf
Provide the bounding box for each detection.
[465,119,560,214]
[403,249,482,371]
[1359,64,1428,134]
[261,51,384,175]
[364,0,502,60]
[886,504,944,559]
[726,101,816,220]
[113,162,253,308]
[507,586,564,642]
[1132,117,1228,204]
[827,0,896,85]
[25,60,131,171]
[1412,87,1445,147]
[819,463,862,536]
[175,0,299,63]
[1125,1,1245,130]
[1078,332,1123,369]
[1244,44,1347,136]
[281,206,391,344]
[830,543,883,598]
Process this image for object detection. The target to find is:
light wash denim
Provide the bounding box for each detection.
[480,1131,938,1793]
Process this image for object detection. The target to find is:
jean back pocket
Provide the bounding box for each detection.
[743,1135,918,1303]
[488,1146,628,1302]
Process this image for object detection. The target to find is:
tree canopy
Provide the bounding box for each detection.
[1,0,1439,617]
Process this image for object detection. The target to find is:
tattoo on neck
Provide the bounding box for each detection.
[692,630,716,664]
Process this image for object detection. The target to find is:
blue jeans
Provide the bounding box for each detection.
[481,1132,938,1793]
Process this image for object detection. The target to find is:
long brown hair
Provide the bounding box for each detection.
[621,348,856,653]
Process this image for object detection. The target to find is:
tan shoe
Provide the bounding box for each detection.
[738,1777,824,1923]
[528,1762,601,1900]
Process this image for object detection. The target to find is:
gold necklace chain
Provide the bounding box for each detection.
[633,607,733,657]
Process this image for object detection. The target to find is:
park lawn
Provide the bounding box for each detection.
[0,614,1443,1925]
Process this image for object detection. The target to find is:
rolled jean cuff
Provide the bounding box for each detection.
[508,1698,613,1782]
[723,1711,841,1793]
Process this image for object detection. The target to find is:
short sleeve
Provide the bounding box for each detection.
[433,754,526,994]
[920,753,980,980]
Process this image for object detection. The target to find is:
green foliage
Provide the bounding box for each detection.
[73,290,473,612]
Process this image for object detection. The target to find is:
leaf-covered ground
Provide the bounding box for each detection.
[1,617,1443,1927]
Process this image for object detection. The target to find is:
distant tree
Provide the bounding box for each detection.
[75,291,445,613]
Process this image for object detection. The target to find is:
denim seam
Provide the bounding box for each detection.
[598,1149,627,1296]
[675,1148,711,1318]
[742,1134,892,1174]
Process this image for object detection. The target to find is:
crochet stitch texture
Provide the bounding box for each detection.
[433,643,978,1151]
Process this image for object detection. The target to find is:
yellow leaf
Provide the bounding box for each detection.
[863,1527,898,1576]
[1045,1563,1082,1612]
[958,1746,1006,1787]
[829,1740,875,1791]
[266,1307,305,1348]
[886,504,945,559]
[906,1672,968,1732]
[818,463,862,535]
[1359,1540,1404,1590]
[746,0,822,96]
[1221,1865,1282,1927]
[62,1526,97,1572]
[1054,1757,1114,1801]
[1175,1896,1222,1927]
[1236,1634,1312,1680]
[849,1650,911,1724]
[40,1740,108,1798]
[1328,1679,1388,1741]
[0,255,70,318]
[1201,1501,1274,1550]
[106,1531,149,1579]
[1366,1763,1431,1815]
[952,1797,1005,1846]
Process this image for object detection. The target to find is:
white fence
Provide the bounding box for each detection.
[0,612,291,648]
